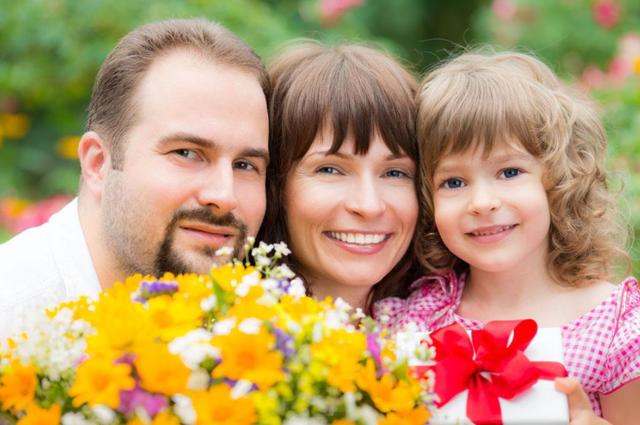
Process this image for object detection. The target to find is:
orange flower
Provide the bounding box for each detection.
[69,357,135,408]
[16,403,61,425]
[135,344,191,395]
[192,384,256,425]
[378,405,430,425]
[56,136,80,159]
[0,361,37,413]
[211,327,284,390]
[0,114,29,139]
[356,360,420,413]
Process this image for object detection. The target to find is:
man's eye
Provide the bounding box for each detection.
[234,160,257,172]
[173,149,199,160]
[443,178,464,189]
[502,168,521,178]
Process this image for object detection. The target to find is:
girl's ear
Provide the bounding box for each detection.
[78,131,111,198]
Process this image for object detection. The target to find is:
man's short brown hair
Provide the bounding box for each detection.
[87,18,268,168]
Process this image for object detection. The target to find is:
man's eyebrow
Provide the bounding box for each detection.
[158,133,269,164]
[240,148,270,165]
[158,133,215,149]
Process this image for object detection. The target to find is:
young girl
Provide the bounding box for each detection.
[375,51,640,424]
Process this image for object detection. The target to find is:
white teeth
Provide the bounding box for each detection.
[471,225,514,236]
[329,232,387,245]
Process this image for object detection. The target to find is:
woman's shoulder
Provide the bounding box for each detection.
[373,269,463,332]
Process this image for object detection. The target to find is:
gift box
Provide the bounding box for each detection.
[402,320,570,425]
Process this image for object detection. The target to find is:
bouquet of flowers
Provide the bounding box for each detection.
[0,242,432,425]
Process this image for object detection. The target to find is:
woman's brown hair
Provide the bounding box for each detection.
[259,40,421,313]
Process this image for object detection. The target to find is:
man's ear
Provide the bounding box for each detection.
[78,131,111,198]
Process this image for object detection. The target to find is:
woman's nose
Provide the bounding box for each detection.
[344,176,386,218]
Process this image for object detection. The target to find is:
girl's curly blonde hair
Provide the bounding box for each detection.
[416,50,629,286]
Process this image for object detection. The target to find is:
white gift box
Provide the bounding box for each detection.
[397,327,569,425]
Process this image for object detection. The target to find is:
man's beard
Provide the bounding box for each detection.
[154,208,248,276]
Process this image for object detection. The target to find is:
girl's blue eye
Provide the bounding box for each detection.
[502,168,520,178]
[444,178,464,189]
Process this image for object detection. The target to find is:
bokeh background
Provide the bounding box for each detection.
[1,0,639,272]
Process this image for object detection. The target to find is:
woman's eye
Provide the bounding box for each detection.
[317,166,340,175]
[502,168,521,179]
[443,178,465,189]
[385,169,410,178]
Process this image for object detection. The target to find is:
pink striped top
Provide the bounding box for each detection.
[374,271,640,416]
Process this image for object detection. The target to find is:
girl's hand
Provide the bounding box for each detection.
[554,377,611,425]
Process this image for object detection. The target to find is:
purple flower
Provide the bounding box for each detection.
[274,327,295,359]
[367,333,385,376]
[120,386,168,417]
[134,280,179,302]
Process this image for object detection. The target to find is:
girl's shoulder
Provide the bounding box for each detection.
[374,270,464,332]
[563,277,640,394]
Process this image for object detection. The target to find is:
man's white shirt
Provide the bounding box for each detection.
[0,198,100,337]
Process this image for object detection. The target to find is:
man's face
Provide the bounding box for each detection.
[101,49,269,276]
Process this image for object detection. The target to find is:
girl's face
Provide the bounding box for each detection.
[432,139,550,274]
[284,129,418,309]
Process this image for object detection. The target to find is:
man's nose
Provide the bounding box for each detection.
[344,175,386,218]
[196,161,239,214]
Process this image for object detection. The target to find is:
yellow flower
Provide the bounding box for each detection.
[135,343,191,395]
[147,295,203,341]
[227,295,275,321]
[0,361,37,413]
[85,292,157,357]
[378,405,430,425]
[69,357,135,408]
[356,360,420,413]
[16,403,61,425]
[212,327,284,390]
[633,56,640,74]
[174,273,213,302]
[332,420,356,425]
[128,411,180,425]
[0,114,29,139]
[56,136,80,159]
[192,384,257,425]
[311,329,366,392]
[210,264,256,292]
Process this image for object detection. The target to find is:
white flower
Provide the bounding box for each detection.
[214,246,234,257]
[276,264,296,279]
[168,329,219,369]
[62,412,94,425]
[173,395,196,425]
[92,405,115,425]
[284,415,327,425]
[238,318,262,334]
[187,369,210,391]
[287,277,306,298]
[212,319,235,336]
[231,379,254,399]
[274,242,291,257]
[199,295,217,312]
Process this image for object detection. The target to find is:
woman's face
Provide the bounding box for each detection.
[284,129,418,308]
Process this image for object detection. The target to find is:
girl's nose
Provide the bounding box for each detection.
[467,183,501,215]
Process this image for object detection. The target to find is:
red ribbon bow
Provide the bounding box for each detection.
[415,319,567,425]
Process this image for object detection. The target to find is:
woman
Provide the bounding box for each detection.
[260,40,420,314]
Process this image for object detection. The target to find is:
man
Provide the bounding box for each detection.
[0,19,269,336]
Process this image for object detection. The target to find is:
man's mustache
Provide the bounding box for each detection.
[170,208,247,234]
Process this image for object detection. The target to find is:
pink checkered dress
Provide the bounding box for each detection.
[374,271,640,416]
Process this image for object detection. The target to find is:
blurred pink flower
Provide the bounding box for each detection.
[492,0,517,22]
[12,195,72,233]
[579,65,607,90]
[592,0,620,29]
[320,0,364,23]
